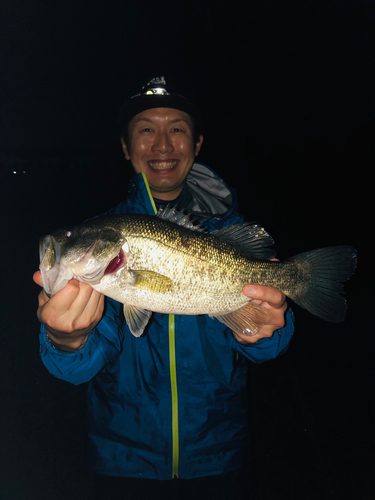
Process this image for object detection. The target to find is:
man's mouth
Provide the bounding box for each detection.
[149,160,178,170]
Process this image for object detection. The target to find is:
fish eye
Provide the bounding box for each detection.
[65,230,74,238]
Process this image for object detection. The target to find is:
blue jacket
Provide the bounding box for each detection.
[39,163,294,480]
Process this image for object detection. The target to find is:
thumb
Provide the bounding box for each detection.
[33,270,43,287]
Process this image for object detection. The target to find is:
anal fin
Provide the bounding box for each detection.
[211,301,268,336]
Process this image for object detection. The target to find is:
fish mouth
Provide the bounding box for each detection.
[148,160,178,170]
[39,236,125,297]
[104,250,126,275]
[39,235,71,297]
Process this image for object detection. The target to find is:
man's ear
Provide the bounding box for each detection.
[121,137,131,160]
[195,135,204,156]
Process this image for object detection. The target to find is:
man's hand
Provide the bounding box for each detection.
[33,271,105,351]
[235,284,288,344]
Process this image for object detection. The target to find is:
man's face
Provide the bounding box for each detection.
[121,107,203,200]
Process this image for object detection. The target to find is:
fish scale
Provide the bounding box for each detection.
[39,211,357,338]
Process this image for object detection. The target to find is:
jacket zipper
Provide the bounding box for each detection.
[169,314,179,478]
[142,172,179,478]
[141,172,157,214]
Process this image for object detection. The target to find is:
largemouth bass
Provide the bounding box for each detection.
[39,208,357,337]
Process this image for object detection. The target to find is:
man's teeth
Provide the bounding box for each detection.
[149,161,177,170]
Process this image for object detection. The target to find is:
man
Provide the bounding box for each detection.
[34,76,294,499]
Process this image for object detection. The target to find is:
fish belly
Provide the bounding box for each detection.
[94,245,250,316]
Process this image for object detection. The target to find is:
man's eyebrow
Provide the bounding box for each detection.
[171,118,189,124]
[133,117,189,124]
[133,117,153,124]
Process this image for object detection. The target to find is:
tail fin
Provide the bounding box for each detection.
[287,246,357,322]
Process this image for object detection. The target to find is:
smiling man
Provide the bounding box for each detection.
[34,76,294,500]
[121,107,203,200]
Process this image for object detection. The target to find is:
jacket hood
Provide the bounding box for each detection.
[186,163,237,216]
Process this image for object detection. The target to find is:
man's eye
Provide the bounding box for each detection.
[141,128,152,133]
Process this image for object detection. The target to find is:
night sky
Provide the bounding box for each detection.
[2,0,374,151]
[0,2,373,499]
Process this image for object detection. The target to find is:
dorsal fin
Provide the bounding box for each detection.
[157,207,275,260]
[157,206,207,232]
[212,223,276,260]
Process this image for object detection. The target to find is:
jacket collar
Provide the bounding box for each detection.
[122,163,238,219]
[125,172,157,215]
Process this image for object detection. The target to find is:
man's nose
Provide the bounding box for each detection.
[151,131,174,153]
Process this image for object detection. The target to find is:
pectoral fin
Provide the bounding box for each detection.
[123,270,172,337]
[124,304,152,337]
[211,301,268,336]
[131,270,173,294]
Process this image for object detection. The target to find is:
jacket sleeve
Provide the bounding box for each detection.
[232,307,294,363]
[39,298,124,385]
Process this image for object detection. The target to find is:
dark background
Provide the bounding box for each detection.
[0,1,372,498]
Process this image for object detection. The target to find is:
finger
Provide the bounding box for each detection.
[234,310,285,344]
[85,290,105,325]
[263,301,287,327]
[55,284,104,332]
[38,281,84,331]
[71,286,104,325]
[33,271,43,287]
[242,285,286,308]
[233,331,260,344]
[37,280,80,322]
[40,283,101,334]
[51,280,94,318]
[37,289,50,308]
